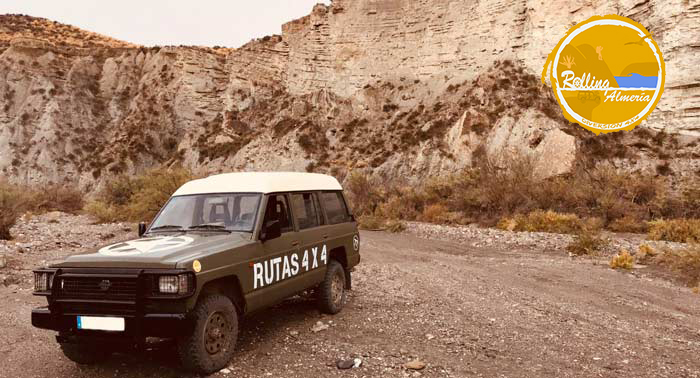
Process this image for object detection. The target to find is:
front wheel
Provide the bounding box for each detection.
[177,294,238,374]
[318,260,347,314]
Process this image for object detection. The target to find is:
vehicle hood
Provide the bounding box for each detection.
[52,232,254,269]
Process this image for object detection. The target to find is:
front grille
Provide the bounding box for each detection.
[59,276,138,300]
[59,301,137,316]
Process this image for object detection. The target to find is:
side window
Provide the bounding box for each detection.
[290,193,321,230]
[263,194,293,233]
[319,191,350,224]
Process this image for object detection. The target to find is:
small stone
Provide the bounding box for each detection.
[405,359,426,370]
[425,333,435,340]
[311,321,329,333]
[336,358,362,369]
[336,359,354,369]
[289,330,299,336]
[0,255,6,268]
[219,368,231,374]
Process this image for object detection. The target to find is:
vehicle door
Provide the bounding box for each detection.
[287,192,328,289]
[318,190,357,262]
[245,193,300,311]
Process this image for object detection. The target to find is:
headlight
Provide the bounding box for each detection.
[34,271,54,292]
[158,274,193,295]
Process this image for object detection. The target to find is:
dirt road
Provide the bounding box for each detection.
[1,220,699,377]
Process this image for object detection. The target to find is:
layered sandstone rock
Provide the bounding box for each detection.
[0,1,698,189]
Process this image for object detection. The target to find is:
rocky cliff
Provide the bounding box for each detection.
[0,0,698,190]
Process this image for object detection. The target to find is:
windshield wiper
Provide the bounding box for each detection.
[187,224,232,233]
[149,225,186,232]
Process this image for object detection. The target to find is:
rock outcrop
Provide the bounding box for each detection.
[0,0,698,189]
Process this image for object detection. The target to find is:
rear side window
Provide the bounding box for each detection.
[290,193,322,230]
[319,191,351,224]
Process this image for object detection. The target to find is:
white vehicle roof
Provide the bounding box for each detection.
[172,172,343,196]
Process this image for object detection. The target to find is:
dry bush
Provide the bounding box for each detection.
[85,167,192,223]
[421,204,449,223]
[0,183,25,240]
[344,171,383,216]
[451,156,540,222]
[376,192,420,220]
[99,174,137,206]
[636,244,657,264]
[610,249,635,270]
[126,167,192,221]
[385,219,407,233]
[346,156,698,235]
[31,184,84,213]
[655,244,700,286]
[83,201,120,223]
[497,210,586,234]
[647,219,700,243]
[357,215,385,230]
[608,216,649,234]
[566,230,609,256]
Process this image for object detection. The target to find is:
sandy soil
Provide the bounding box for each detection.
[0,215,699,378]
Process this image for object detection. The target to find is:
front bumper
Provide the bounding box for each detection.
[31,307,191,339]
[31,267,195,341]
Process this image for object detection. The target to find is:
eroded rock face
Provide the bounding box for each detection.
[0,1,698,188]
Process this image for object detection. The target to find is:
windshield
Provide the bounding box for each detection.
[149,193,261,233]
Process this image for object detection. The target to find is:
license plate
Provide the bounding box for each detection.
[77,316,125,331]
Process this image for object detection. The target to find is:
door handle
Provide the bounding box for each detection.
[291,241,300,246]
[322,234,328,239]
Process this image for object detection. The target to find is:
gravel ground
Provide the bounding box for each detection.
[0,214,699,377]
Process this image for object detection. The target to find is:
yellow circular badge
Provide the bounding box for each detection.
[542,15,665,134]
[192,260,202,273]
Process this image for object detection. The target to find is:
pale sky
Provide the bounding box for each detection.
[2,0,331,47]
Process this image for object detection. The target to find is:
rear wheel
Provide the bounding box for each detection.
[60,342,111,365]
[177,294,238,374]
[318,260,347,314]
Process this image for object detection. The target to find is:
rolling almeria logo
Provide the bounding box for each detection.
[542,15,665,134]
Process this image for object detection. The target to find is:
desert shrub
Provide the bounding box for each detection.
[385,219,406,233]
[85,167,192,223]
[83,201,120,223]
[99,174,137,206]
[0,183,25,240]
[636,244,657,264]
[608,216,649,234]
[344,171,383,216]
[357,214,385,230]
[451,156,540,221]
[610,249,635,270]
[655,244,700,286]
[647,219,700,243]
[421,204,449,223]
[376,192,420,220]
[126,167,192,221]
[345,155,699,234]
[566,230,609,256]
[497,210,586,234]
[31,184,84,213]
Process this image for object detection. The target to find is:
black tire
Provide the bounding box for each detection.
[318,260,347,314]
[60,342,111,365]
[177,294,238,374]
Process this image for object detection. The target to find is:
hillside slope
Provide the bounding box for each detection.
[0,1,698,190]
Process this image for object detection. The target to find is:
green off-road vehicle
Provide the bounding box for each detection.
[31,172,361,373]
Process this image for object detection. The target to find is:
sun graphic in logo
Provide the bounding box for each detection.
[542,15,665,134]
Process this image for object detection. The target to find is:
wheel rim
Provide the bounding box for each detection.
[330,270,345,306]
[204,312,229,355]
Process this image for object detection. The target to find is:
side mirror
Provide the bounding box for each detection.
[260,220,281,242]
[138,222,147,237]
[349,214,356,222]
